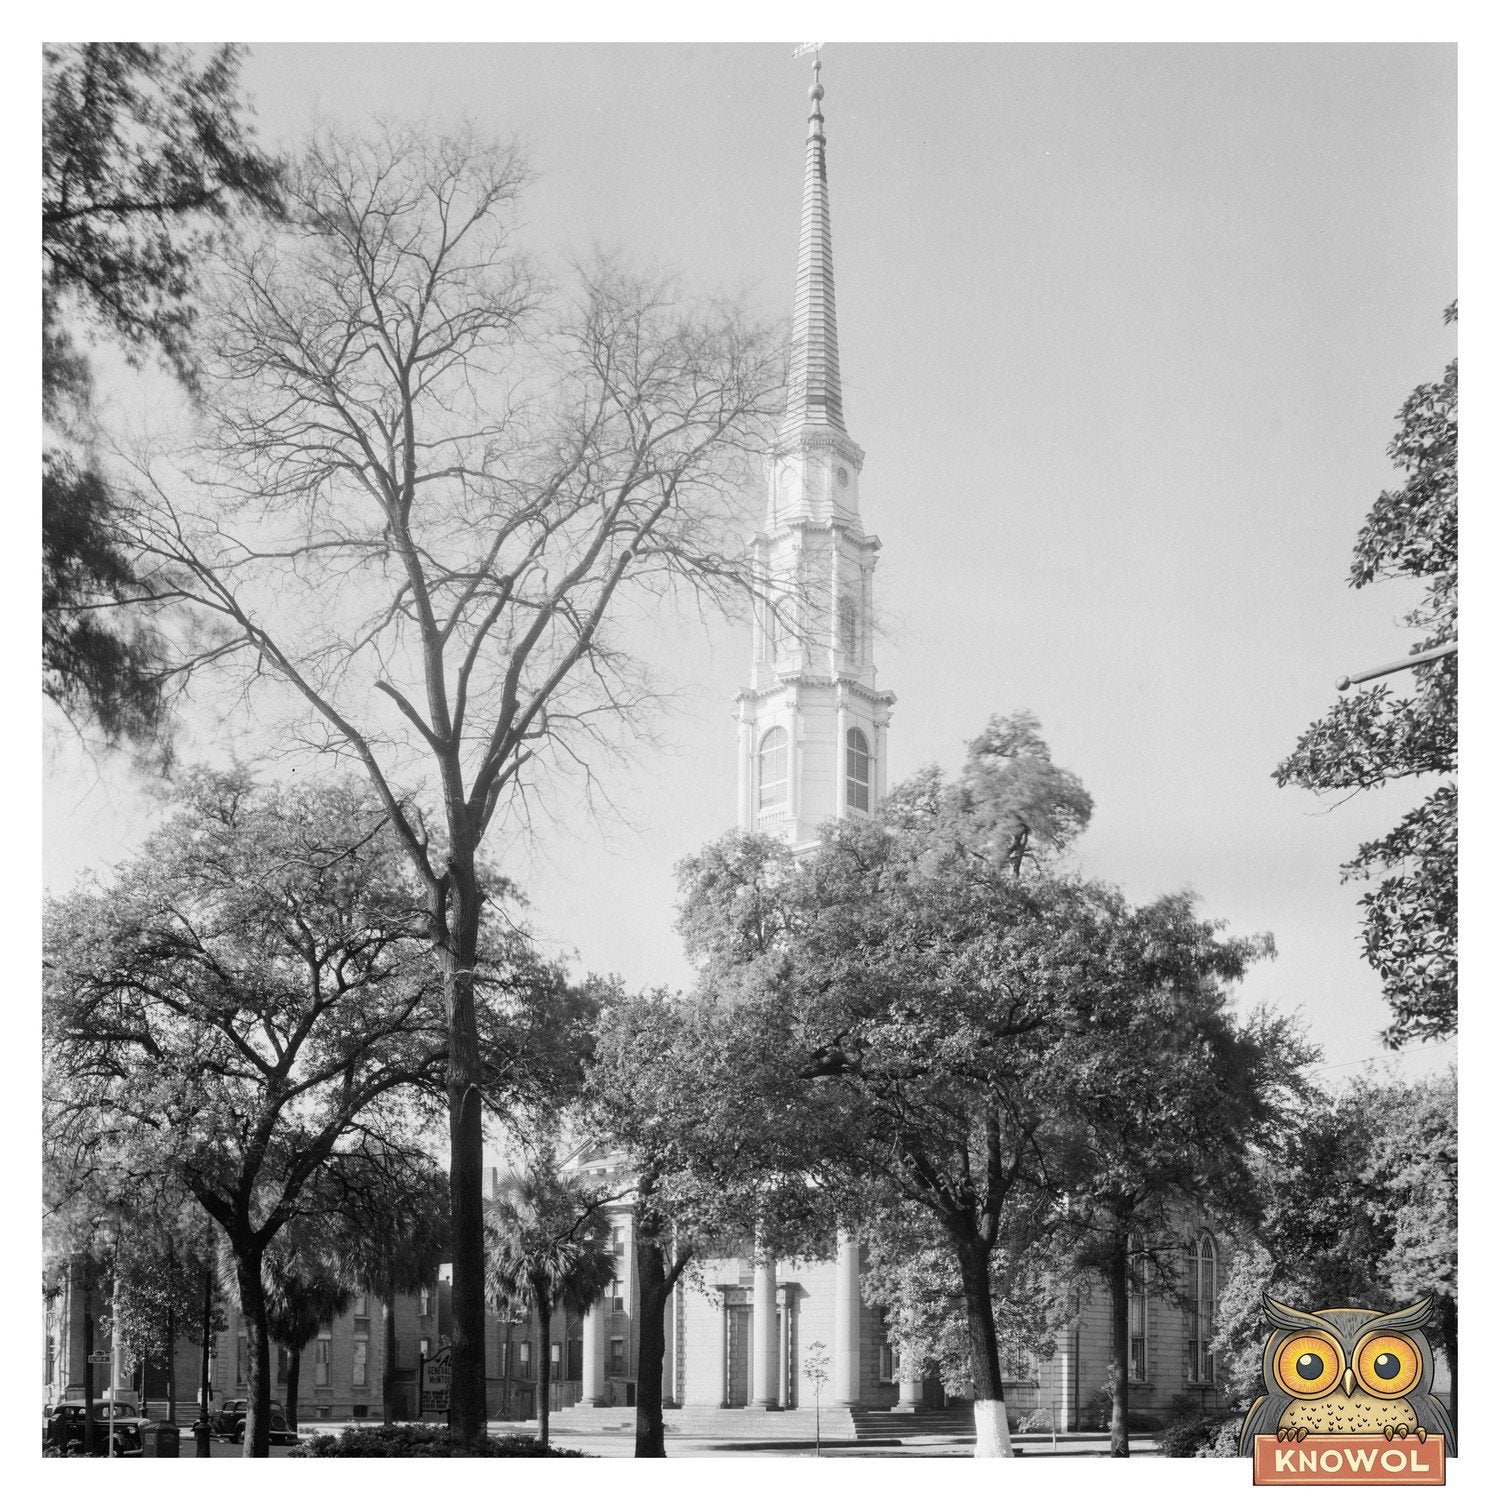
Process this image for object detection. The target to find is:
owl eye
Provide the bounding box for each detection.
[1275,1334,1343,1397]
[1355,1333,1421,1398]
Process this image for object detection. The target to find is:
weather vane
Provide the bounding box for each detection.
[793,42,823,63]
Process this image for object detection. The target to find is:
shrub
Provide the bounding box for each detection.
[1080,1386,1165,1433]
[289,1423,587,1458]
[1159,1415,1224,1458]
[1017,1407,1055,1433]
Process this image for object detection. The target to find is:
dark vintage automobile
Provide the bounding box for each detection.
[43,1397,146,1455]
[212,1398,297,1445]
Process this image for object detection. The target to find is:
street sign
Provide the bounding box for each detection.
[87,1352,112,1364]
[419,1343,453,1417]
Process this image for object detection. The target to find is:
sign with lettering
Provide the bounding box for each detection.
[1253,1434,1446,1486]
[419,1343,453,1417]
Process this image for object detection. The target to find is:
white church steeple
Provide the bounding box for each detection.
[736,59,896,845]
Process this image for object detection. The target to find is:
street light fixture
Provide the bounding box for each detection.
[1335,640,1456,692]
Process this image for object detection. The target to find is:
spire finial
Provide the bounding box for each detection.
[782,43,845,438]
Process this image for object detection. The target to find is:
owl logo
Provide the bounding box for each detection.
[1239,1293,1456,1458]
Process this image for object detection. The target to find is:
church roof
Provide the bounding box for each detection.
[781,59,846,440]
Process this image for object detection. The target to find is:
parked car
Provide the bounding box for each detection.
[212,1398,297,1445]
[43,1397,145,1455]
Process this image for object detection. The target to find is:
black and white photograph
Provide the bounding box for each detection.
[37,25,1466,1486]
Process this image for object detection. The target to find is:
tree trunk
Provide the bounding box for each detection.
[634,1240,673,1457]
[954,1232,1013,1458]
[234,1247,272,1457]
[199,1248,212,1427]
[166,1298,176,1425]
[82,1258,96,1456]
[166,1239,176,1425]
[1105,1225,1131,1457]
[382,1270,398,1424]
[440,869,487,1442]
[286,1345,302,1432]
[1440,1293,1458,1451]
[535,1297,552,1450]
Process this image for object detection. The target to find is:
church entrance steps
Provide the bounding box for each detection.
[545,1404,858,1440]
[850,1406,977,1441]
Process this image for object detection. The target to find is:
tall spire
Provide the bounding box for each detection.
[782,57,846,439]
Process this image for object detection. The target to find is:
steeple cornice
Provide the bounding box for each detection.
[781,58,846,440]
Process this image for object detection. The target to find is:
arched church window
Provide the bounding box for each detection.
[846,728,871,813]
[838,597,858,659]
[758,727,789,810]
[1188,1233,1217,1384]
[1127,1234,1148,1382]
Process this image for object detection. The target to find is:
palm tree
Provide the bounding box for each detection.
[484,1153,616,1450]
[261,1232,355,1433]
[335,1161,450,1422]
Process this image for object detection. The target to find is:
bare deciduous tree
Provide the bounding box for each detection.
[119,122,784,1436]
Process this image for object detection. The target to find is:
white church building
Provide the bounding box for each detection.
[553,62,1229,1441]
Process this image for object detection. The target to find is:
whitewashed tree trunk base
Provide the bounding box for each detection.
[974,1399,1014,1457]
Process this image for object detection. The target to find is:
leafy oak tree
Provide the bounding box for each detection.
[588,988,842,1456]
[43,43,282,753]
[1049,892,1312,1456]
[676,715,1108,1459]
[43,770,570,1454]
[1276,307,1457,1046]
[116,121,782,1438]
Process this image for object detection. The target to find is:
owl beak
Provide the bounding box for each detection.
[1342,1369,1356,1398]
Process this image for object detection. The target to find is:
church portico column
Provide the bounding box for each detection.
[581,1299,606,1405]
[711,1290,729,1408]
[894,1347,925,1413]
[832,1231,861,1407]
[752,1253,780,1407]
[778,1286,794,1408]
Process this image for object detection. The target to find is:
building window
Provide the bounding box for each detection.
[419,1337,431,1360]
[352,1292,368,1316]
[1128,1235,1148,1382]
[418,1285,432,1318]
[567,1337,582,1382]
[838,597,858,658]
[314,1327,332,1388]
[1188,1234,1217,1384]
[236,1332,248,1387]
[550,1342,562,1380]
[610,1277,625,1312]
[518,1341,532,1379]
[46,1334,55,1385]
[878,1339,895,1384]
[276,1344,289,1384]
[846,728,871,813]
[758,727,789,811]
[608,1337,626,1375]
[353,1336,368,1389]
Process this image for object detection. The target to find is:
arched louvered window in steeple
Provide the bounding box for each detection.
[846,728,871,813]
[758,727,789,811]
